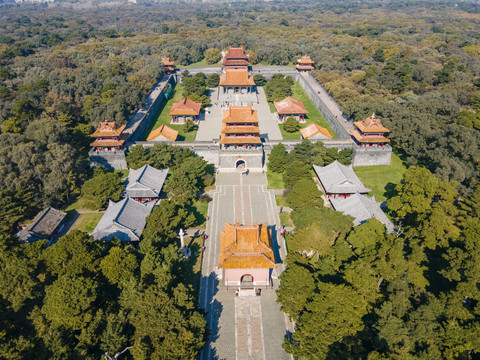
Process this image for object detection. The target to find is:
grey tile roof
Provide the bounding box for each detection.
[124,165,168,199]
[313,161,371,194]
[92,198,154,241]
[18,207,67,243]
[330,193,395,233]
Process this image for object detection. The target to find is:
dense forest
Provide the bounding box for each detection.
[0,0,479,359]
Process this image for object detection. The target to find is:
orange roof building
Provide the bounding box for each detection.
[300,123,333,140]
[222,46,250,69]
[169,97,202,124]
[350,114,390,147]
[162,57,175,73]
[90,119,126,150]
[218,223,276,287]
[220,105,261,149]
[296,55,314,71]
[147,124,178,142]
[274,96,309,123]
[219,68,255,87]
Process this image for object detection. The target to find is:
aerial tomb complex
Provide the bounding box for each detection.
[274,96,308,123]
[146,124,178,142]
[218,223,276,288]
[296,55,315,72]
[350,113,390,148]
[300,122,333,140]
[169,97,202,124]
[90,118,126,153]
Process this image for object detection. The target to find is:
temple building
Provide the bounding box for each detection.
[124,164,169,203]
[274,96,309,123]
[330,193,395,234]
[350,114,390,147]
[92,198,154,242]
[296,55,314,72]
[222,46,250,69]
[300,123,333,140]
[313,161,371,199]
[218,223,276,288]
[162,57,175,74]
[18,207,67,243]
[169,97,202,124]
[219,68,256,100]
[90,118,126,152]
[147,124,178,142]
[220,105,261,151]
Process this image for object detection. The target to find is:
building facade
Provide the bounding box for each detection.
[124,164,169,203]
[90,119,126,152]
[350,114,390,148]
[222,46,250,70]
[274,96,309,123]
[296,55,314,72]
[169,97,202,124]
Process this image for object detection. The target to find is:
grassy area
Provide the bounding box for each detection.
[186,199,209,227]
[266,170,285,189]
[276,194,288,207]
[280,211,294,228]
[354,153,407,203]
[181,59,221,68]
[144,83,199,142]
[276,82,338,140]
[70,212,103,233]
[114,169,129,179]
[185,235,204,296]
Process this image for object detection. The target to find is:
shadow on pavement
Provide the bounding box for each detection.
[200,273,224,360]
[268,224,283,265]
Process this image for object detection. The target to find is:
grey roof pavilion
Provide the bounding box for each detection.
[92,198,154,241]
[313,161,371,195]
[124,164,169,199]
[330,193,395,233]
[18,207,67,243]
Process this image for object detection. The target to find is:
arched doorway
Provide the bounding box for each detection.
[241,274,254,288]
[236,160,246,170]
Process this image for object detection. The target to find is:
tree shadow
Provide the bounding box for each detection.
[199,273,224,360]
[268,224,284,265]
[383,182,397,200]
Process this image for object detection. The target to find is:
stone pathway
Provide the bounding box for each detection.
[254,88,283,141]
[196,88,224,141]
[236,296,265,360]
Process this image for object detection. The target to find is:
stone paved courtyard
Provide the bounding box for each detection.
[199,172,291,360]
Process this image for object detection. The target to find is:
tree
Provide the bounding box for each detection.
[267,143,289,173]
[100,246,138,286]
[206,73,220,88]
[286,178,323,210]
[283,117,300,132]
[81,170,124,210]
[253,74,266,86]
[183,119,195,132]
[283,160,310,188]
[204,48,222,64]
[41,274,98,330]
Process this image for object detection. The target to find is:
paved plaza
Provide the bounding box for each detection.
[195,87,283,142]
[199,172,291,360]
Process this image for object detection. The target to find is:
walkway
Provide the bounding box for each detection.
[254,88,283,141]
[196,88,224,141]
[199,172,291,360]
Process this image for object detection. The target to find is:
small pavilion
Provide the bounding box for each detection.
[350,114,390,148]
[90,118,126,152]
[296,55,314,72]
[220,105,261,150]
[219,68,256,98]
[162,57,175,74]
[313,161,371,199]
[300,123,333,140]
[147,124,178,142]
[218,223,276,288]
[169,97,202,124]
[222,46,250,69]
[274,96,309,123]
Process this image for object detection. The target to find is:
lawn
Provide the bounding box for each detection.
[276,194,288,207]
[275,82,338,140]
[186,199,209,227]
[354,153,407,203]
[114,169,129,179]
[70,212,103,233]
[280,211,294,228]
[266,170,285,189]
[185,235,204,296]
[143,83,199,142]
